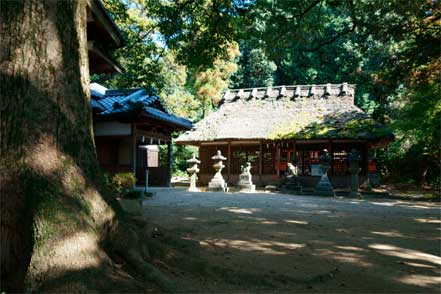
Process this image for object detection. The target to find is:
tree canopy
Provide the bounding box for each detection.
[98,0,440,186]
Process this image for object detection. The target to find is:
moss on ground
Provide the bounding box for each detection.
[270,114,393,140]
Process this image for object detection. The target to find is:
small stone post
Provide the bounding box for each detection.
[282,162,302,194]
[186,154,200,192]
[237,162,256,192]
[315,149,335,196]
[348,148,362,197]
[207,150,228,192]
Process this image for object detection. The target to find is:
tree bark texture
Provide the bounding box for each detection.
[0,1,101,291]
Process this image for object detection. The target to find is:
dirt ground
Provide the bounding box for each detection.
[142,189,441,293]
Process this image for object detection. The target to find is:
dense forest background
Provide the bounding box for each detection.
[94,0,440,187]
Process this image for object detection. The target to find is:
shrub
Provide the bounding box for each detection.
[110,173,136,195]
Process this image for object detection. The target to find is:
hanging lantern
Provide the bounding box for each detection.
[150,138,153,144]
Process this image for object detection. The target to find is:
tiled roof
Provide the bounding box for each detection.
[176,83,393,144]
[90,83,192,129]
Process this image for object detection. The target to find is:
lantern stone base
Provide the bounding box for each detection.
[237,172,255,192]
[188,187,200,192]
[349,191,361,197]
[207,177,228,192]
[315,174,335,197]
[282,175,303,194]
[238,183,256,193]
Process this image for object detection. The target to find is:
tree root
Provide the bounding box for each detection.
[107,220,177,292]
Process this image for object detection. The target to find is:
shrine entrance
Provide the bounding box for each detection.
[135,135,172,187]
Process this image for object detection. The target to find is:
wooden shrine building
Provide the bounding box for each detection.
[86,1,192,187]
[176,84,393,188]
[91,83,192,186]
[87,0,124,74]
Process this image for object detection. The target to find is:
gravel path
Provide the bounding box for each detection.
[143,188,441,293]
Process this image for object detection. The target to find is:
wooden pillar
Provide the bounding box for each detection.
[167,140,173,187]
[227,141,231,183]
[131,124,137,177]
[363,143,369,176]
[329,140,334,176]
[302,149,305,175]
[292,141,297,164]
[259,140,263,184]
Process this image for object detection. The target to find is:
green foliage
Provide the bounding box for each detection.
[270,114,392,141]
[100,0,440,186]
[236,0,440,186]
[172,169,188,178]
[231,47,277,88]
[110,173,136,195]
[98,0,244,121]
[172,142,198,175]
[193,42,240,116]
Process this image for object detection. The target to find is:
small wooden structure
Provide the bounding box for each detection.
[87,0,124,74]
[86,2,192,186]
[91,83,192,186]
[176,84,393,188]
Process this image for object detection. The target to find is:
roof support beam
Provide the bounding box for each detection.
[167,140,173,187]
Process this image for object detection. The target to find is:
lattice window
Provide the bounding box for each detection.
[262,144,276,174]
[231,145,259,174]
[333,150,348,175]
[296,144,326,176]
[333,143,366,175]
[199,145,216,174]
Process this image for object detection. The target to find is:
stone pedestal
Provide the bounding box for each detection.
[237,162,255,192]
[282,163,302,194]
[207,150,228,192]
[315,150,335,196]
[187,154,200,192]
[315,165,335,196]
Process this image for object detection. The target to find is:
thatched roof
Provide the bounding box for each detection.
[176,83,393,145]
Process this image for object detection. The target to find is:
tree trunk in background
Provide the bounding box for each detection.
[0,1,101,291]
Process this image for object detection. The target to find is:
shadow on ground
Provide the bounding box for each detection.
[143,190,441,293]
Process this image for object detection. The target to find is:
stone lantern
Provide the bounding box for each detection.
[207,150,228,192]
[348,148,361,197]
[186,154,200,192]
[315,149,335,196]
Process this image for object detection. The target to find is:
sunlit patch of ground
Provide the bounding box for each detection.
[143,189,440,293]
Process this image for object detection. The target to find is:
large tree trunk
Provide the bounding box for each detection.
[0,2,176,292]
[0,1,107,291]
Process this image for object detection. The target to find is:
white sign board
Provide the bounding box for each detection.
[147,145,159,167]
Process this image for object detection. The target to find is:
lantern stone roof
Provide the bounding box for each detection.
[176,83,393,145]
[90,83,192,130]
